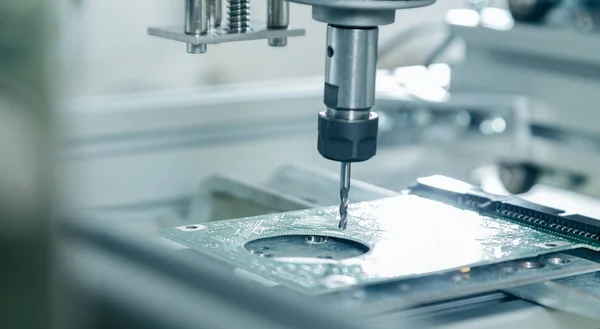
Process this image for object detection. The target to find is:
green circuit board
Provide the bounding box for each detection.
[160,195,583,295]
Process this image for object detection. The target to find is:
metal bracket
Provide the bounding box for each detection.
[505,271,600,321]
[147,22,305,46]
[328,251,600,316]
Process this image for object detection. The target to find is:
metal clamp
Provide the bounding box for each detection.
[148,0,305,53]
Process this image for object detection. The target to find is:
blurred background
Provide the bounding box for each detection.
[6,0,600,328]
[68,0,478,95]
[58,0,600,219]
[61,0,507,216]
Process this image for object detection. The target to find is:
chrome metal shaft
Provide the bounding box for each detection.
[325,25,378,114]
[267,0,289,46]
[209,0,222,30]
[185,0,209,53]
[338,162,351,230]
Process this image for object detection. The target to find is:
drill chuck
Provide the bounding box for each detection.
[318,25,379,163]
[317,111,378,162]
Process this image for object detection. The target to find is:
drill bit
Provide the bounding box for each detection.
[338,162,351,230]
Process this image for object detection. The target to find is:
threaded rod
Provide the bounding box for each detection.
[227,0,251,33]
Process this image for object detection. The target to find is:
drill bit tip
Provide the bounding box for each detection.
[338,162,351,230]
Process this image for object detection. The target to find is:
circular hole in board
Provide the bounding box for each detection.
[244,235,369,260]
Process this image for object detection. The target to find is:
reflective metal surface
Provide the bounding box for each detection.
[338,162,351,229]
[329,251,600,316]
[288,0,436,26]
[325,26,378,113]
[160,195,582,294]
[185,0,209,36]
[148,23,305,46]
[505,271,600,321]
[267,0,289,46]
[209,0,222,29]
[185,0,210,53]
[289,0,436,10]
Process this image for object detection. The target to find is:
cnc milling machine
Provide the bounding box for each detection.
[4,1,600,329]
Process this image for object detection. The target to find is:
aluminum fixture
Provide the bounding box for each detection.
[288,0,436,26]
[149,0,305,53]
[185,0,209,53]
[285,0,436,230]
